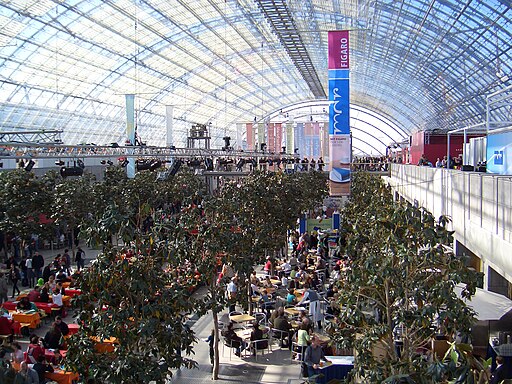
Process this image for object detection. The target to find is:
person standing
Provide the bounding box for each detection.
[304,336,330,379]
[490,355,507,384]
[0,273,8,304]
[25,256,34,288]
[226,277,237,313]
[75,247,85,271]
[62,249,71,275]
[298,284,323,330]
[14,361,39,384]
[32,252,44,281]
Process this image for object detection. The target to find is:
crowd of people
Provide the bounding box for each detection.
[219,230,342,379]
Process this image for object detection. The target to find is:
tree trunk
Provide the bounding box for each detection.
[211,276,220,380]
[212,309,220,380]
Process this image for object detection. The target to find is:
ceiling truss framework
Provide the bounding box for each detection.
[0,0,509,156]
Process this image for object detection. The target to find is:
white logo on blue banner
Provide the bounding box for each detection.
[329,69,350,135]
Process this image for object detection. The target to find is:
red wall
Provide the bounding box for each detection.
[409,132,484,165]
[409,131,424,164]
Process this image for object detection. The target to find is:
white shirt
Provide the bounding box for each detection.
[25,258,32,269]
[52,292,63,307]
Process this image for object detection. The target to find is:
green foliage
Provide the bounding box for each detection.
[67,232,197,384]
[0,169,52,240]
[332,172,481,383]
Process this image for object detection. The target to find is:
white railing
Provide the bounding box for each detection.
[388,164,512,283]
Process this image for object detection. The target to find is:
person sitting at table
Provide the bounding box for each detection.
[310,272,321,291]
[259,289,274,316]
[289,254,298,269]
[280,259,292,278]
[55,268,68,283]
[51,288,63,314]
[249,321,267,355]
[298,311,314,334]
[16,297,33,311]
[290,265,299,279]
[221,322,246,357]
[27,286,41,303]
[38,283,50,303]
[55,282,66,296]
[304,335,331,379]
[11,342,24,364]
[250,282,261,297]
[286,288,296,305]
[315,256,326,271]
[54,316,69,336]
[268,306,283,328]
[281,274,289,289]
[32,354,54,383]
[0,315,14,342]
[15,361,39,384]
[43,323,63,350]
[262,276,273,289]
[26,335,45,364]
[273,312,293,349]
[48,275,57,292]
[250,270,259,286]
[298,284,322,330]
[289,276,300,290]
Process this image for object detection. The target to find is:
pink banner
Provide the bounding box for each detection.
[268,123,275,153]
[246,123,253,150]
[328,31,349,69]
[275,123,282,153]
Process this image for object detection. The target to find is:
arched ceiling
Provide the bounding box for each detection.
[0,0,510,154]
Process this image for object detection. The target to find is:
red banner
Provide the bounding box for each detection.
[268,123,275,153]
[328,31,349,69]
[275,123,282,153]
[246,123,253,150]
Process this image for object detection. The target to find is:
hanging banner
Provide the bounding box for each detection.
[286,121,294,154]
[296,123,305,157]
[328,30,349,70]
[125,94,135,178]
[328,69,350,135]
[328,30,350,196]
[312,122,321,158]
[275,123,283,153]
[246,123,254,151]
[268,123,275,153]
[165,105,173,147]
[258,121,265,149]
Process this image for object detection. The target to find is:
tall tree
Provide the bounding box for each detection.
[0,169,51,259]
[332,172,481,383]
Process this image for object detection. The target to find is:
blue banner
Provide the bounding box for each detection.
[296,123,305,156]
[328,69,350,135]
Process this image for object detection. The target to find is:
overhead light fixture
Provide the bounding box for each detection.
[60,166,83,178]
[497,71,510,83]
[25,160,35,172]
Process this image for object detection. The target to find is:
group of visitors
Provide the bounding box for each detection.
[219,229,337,380]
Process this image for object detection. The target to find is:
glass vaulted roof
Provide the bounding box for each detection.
[0,0,510,154]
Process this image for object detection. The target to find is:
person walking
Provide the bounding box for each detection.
[0,273,8,304]
[9,265,21,298]
[75,247,85,271]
